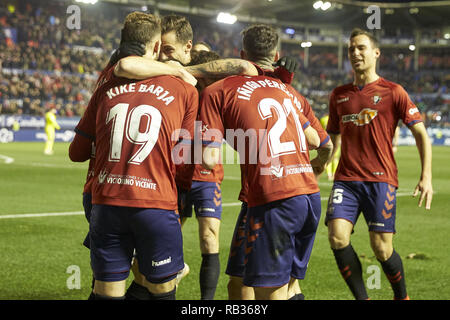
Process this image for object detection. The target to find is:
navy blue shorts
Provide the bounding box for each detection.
[325,181,397,233]
[82,192,92,249]
[89,204,184,283]
[178,181,222,219]
[242,193,321,288]
[225,202,248,278]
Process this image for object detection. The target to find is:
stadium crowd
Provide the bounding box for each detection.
[0,0,449,127]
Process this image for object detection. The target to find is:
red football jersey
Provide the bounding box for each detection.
[237,69,330,204]
[199,75,319,207]
[82,65,116,194]
[327,77,423,187]
[75,72,199,210]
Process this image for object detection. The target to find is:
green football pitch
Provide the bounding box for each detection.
[0,142,449,300]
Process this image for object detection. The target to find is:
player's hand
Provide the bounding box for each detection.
[272,56,298,73]
[413,177,433,210]
[310,156,325,178]
[109,41,146,65]
[118,41,146,59]
[178,68,198,87]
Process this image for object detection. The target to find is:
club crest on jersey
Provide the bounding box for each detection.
[342,108,378,126]
[372,95,382,105]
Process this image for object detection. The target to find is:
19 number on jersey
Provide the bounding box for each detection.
[106,103,162,164]
[258,97,307,157]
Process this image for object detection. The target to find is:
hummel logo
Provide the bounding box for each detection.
[152,256,172,267]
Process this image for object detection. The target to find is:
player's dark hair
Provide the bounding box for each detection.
[161,14,193,44]
[193,41,212,52]
[121,12,161,44]
[350,28,380,49]
[188,50,221,66]
[241,24,279,61]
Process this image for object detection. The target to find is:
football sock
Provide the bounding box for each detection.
[88,291,126,300]
[379,250,408,300]
[125,280,152,300]
[200,253,220,300]
[288,293,305,300]
[332,244,369,300]
[149,288,176,300]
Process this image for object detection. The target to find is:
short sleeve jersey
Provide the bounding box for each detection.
[327,77,423,187]
[236,70,330,204]
[75,72,199,210]
[82,65,116,194]
[199,75,319,208]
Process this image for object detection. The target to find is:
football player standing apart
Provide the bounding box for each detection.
[325,28,433,300]
[44,107,60,155]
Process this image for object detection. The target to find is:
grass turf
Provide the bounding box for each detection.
[0,142,449,300]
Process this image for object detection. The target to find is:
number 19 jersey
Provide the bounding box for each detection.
[76,73,199,210]
[199,75,319,208]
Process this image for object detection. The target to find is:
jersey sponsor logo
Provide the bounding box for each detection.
[372,95,382,105]
[408,107,419,115]
[270,165,284,178]
[372,171,384,176]
[98,169,108,184]
[337,97,349,104]
[261,163,313,179]
[342,108,378,126]
[152,256,172,267]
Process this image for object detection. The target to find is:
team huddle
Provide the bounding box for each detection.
[69,12,433,300]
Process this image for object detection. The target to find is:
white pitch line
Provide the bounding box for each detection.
[0,192,417,220]
[0,211,84,219]
[0,154,14,164]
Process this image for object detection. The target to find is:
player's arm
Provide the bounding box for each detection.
[69,132,93,162]
[304,125,320,150]
[311,138,334,177]
[53,118,61,130]
[202,146,220,170]
[114,56,197,86]
[69,93,98,162]
[185,59,258,78]
[409,122,433,209]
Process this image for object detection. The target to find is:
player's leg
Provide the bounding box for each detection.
[125,257,153,300]
[44,128,55,155]
[287,278,304,300]
[370,234,408,299]
[244,196,309,300]
[92,280,127,298]
[193,181,222,300]
[290,192,322,300]
[89,204,135,299]
[254,284,289,300]
[226,202,255,300]
[197,217,221,299]
[363,183,408,300]
[131,208,184,300]
[228,276,255,300]
[326,182,368,300]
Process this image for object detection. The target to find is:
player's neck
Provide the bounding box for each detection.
[353,70,379,87]
[253,58,275,72]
